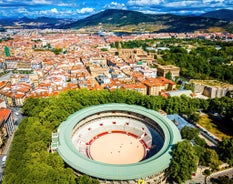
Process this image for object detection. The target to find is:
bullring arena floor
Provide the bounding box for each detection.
[89,133,145,164]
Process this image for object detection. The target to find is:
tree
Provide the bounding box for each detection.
[101,48,108,51]
[22,97,40,116]
[215,176,233,184]
[189,112,201,122]
[185,83,195,92]
[193,136,206,147]
[165,71,172,80]
[76,175,99,184]
[5,88,233,183]
[218,137,233,166]
[181,126,200,140]
[170,140,198,184]
[199,149,220,170]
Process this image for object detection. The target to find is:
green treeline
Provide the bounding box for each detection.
[160,45,233,83]
[111,39,233,84]
[170,127,220,184]
[3,89,233,183]
[110,39,152,50]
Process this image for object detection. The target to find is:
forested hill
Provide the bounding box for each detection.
[0,16,74,29]
[201,9,233,21]
[65,9,155,28]
[64,9,233,33]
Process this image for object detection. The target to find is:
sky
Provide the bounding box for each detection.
[0,0,232,19]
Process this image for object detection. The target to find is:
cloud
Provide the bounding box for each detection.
[77,7,94,14]
[128,0,164,6]
[203,0,224,3]
[30,0,52,5]
[105,2,127,9]
[164,1,199,7]
[50,8,58,13]
[57,3,69,6]
[39,8,60,15]
[0,0,52,6]
[17,7,28,13]
[0,0,233,18]
[126,0,233,15]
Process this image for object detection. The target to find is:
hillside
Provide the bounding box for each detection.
[0,17,74,29]
[201,9,233,21]
[64,9,155,28]
[0,9,232,32]
[64,9,233,33]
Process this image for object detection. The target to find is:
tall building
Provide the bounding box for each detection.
[0,108,14,153]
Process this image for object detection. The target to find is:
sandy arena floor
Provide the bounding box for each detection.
[89,133,145,164]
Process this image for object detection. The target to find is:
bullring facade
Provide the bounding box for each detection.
[57,104,181,183]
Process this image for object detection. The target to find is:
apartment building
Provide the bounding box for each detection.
[0,108,14,153]
[141,77,176,96]
[155,64,180,80]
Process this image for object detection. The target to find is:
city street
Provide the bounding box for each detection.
[0,107,22,183]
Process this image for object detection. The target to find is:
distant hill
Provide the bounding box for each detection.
[201,9,233,21]
[0,17,75,29]
[0,9,233,33]
[65,9,155,28]
[64,9,232,33]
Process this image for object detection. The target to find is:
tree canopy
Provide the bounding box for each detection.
[4,89,233,183]
[160,44,233,83]
[218,137,233,166]
[170,140,198,184]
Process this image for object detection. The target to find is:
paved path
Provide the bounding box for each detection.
[206,167,233,183]
[185,166,208,184]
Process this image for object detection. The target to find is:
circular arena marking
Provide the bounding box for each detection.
[89,133,145,164]
[57,103,182,180]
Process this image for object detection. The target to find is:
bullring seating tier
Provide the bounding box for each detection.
[71,116,153,158]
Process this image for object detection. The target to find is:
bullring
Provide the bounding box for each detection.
[57,103,181,181]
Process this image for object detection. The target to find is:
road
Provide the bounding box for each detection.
[0,107,23,183]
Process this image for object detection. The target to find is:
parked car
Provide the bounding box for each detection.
[1,155,7,168]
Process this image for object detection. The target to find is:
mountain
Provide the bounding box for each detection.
[0,9,232,33]
[65,9,155,28]
[64,9,232,33]
[0,17,75,29]
[201,9,233,21]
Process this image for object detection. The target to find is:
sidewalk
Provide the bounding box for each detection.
[1,125,17,155]
[206,167,233,184]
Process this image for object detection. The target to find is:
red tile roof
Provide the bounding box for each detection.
[0,108,11,126]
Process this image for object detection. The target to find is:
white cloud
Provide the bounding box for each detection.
[128,0,164,6]
[40,8,59,15]
[57,3,70,6]
[164,0,200,7]
[77,7,94,14]
[17,7,27,13]
[57,2,78,7]
[30,0,52,5]
[105,2,127,9]
[51,8,58,13]
[203,0,224,3]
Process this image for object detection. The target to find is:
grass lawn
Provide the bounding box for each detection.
[198,114,232,140]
